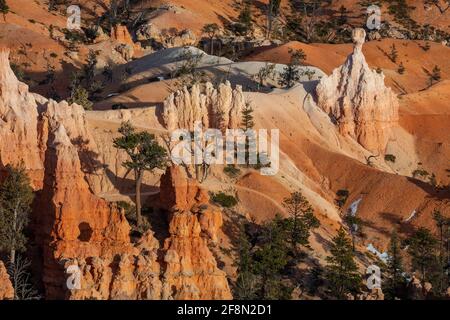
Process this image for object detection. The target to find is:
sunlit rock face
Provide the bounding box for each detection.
[163,81,245,132]
[316,28,399,154]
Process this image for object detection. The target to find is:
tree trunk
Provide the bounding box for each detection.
[266,8,272,40]
[10,205,18,264]
[135,170,144,227]
[210,36,214,55]
[10,249,15,265]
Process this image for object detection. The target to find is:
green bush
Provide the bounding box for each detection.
[385,154,397,163]
[223,165,241,178]
[412,169,429,178]
[335,189,349,208]
[212,192,238,208]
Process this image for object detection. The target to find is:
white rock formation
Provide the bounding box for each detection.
[163,81,245,131]
[316,28,399,154]
[0,48,44,187]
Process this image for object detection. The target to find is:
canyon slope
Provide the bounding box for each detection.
[0,0,449,300]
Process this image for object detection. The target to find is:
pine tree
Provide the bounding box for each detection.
[0,0,9,21]
[241,102,255,131]
[343,214,363,252]
[241,102,255,166]
[113,121,168,227]
[238,0,253,35]
[278,49,306,88]
[0,163,34,264]
[432,210,449,295]
[429,65,441,86]
[266,0,281,39]
[282,191,320,255]
[338,5,348,26]
[202,23,220,55]
[325,227,361,298]
[83,50,98,92]
[389,44,398,63]
[407,227,437,284]
[398,62,405,74]
[234,223,258,299]
[253,215,292,299]
[68,73,93,111]
[384,230,407,299]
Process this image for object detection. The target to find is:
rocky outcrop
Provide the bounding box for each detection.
[407,276,434,300]
[0,46,231,300]
[136,24,197,48]
[111,25,140,60]
[163,81,245,131]
[0,47,158,300]
[0,261,13,300]
[63,231,162,300]
[159,166,232,299]
[0,48,44,188]
[316,28,399,154]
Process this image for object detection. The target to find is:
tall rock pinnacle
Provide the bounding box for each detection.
[316,28,399,154]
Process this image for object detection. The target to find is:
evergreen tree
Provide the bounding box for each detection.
[256,63,275,90]
[389,44,398,63]
[202,23,220,55]
[384,230,407,299]
[325,227,361,298]
[83,50,98,92]
[398,62,405,74]
[407,227,437,284]
[234,223,258,299]
[278,49,306,88]
[338,5,348,26]
[238,0,253,35]
[241,102,255,166]
[68,74,93,111]
[0,163,34,264]
[429,65,441,86]
[266,0,281,39]
[113,122,168,227]
[343,214,363,252]
[432,210,449,295]
[241,102,255,131]
[282,191,320,255]
[253,215,292,299]
[0,0,9,21]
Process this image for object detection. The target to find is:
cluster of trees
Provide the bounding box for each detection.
[68,50,103,110]
[234,191,320,299]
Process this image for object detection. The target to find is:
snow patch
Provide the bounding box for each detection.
[404,210,416,222]
[348,197,363,216]
[367,243,389,263]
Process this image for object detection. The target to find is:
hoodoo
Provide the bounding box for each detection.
[316,28,399,154]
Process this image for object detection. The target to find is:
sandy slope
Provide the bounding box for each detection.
[245,39,450,94]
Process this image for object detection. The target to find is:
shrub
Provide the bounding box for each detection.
[223,165,241,178]
[335,189,349,208]
[385,154,397,163]
[412,169,429,178]
[397,63,405,74]
[212,192,238,208]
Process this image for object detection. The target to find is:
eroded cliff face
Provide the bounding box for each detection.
[0,48,44,188]
[0,261,13,300]
[159,166,232,300]
[316,28,399,154]
[0,48,230,300]
[163,81,245,131]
